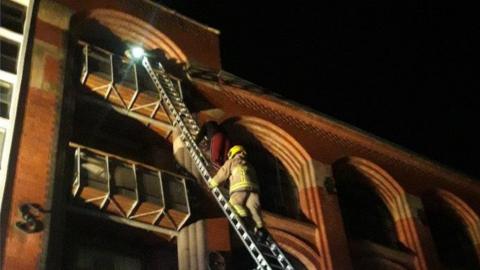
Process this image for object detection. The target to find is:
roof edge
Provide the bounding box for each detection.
[144,0,220,35]
[188,69,480,184]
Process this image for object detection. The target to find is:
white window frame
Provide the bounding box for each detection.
[0,0,35,215]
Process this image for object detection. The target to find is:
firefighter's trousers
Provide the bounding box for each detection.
[229,191,263,228]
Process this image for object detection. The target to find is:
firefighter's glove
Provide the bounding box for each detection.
[208,178,219,189]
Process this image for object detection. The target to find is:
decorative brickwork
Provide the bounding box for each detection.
[85,9,187,63]
[64,0,221,69]
[3,1,480,269]
[269,228,322,269]
[194,80,480,211]
[2,10,68,269]
[435,189,480,260]
[333,157,438,270]
[225,116,352,269]
[3,87,59,269]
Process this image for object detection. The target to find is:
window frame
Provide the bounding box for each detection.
[0,0,34,218]
[0,78,14,119]
[1,0,27,35]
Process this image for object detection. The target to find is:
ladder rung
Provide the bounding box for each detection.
[256,255,267,263]
[270,263,284,270]
[258,242,271,249]
[258,245,273,253]
[262,252,277,260]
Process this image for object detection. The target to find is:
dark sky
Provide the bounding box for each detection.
[162,1,480,179]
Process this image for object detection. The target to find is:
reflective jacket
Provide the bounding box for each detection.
[211,155,259,194]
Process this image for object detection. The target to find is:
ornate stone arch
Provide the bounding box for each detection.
[434,189,480,259]
[269,229,322,269]
[333,156,429,270]
[224,116,334,268]
[224,116,317,221]
[72,9,187,62]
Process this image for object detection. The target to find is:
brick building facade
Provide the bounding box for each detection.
[1,1,480,269]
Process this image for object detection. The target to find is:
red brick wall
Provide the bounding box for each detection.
[2,17,66,270]
[193,81,480,212]
[61,0,221,69]
[206,217,230,251]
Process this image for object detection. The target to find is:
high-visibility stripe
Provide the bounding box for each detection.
[230,165,258,193]
[230,181,259,192]
[208,179,219,188]
[232,165,248,182]
[230,203,248,217]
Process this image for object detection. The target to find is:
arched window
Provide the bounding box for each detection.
[231,140,300,219]
[424,195,480,270]
[247,143,300,219]
[334,164,399,248]
[223,119,302,220]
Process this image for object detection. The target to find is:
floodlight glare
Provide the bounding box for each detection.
[131,47,145,59]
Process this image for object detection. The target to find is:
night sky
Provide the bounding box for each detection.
[162,1,480,179]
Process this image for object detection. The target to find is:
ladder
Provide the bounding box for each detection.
[140,56,295,270]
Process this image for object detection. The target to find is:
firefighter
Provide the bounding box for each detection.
[208,145,268,242]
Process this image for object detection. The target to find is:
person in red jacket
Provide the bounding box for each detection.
[195,121,231,169]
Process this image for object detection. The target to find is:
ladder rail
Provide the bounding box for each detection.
[141,56,294,270]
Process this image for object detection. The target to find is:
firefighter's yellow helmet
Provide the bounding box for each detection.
[228,145,246,160]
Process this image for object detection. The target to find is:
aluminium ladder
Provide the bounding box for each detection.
[140,56,295,270]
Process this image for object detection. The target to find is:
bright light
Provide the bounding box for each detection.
[131,47,145,59]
